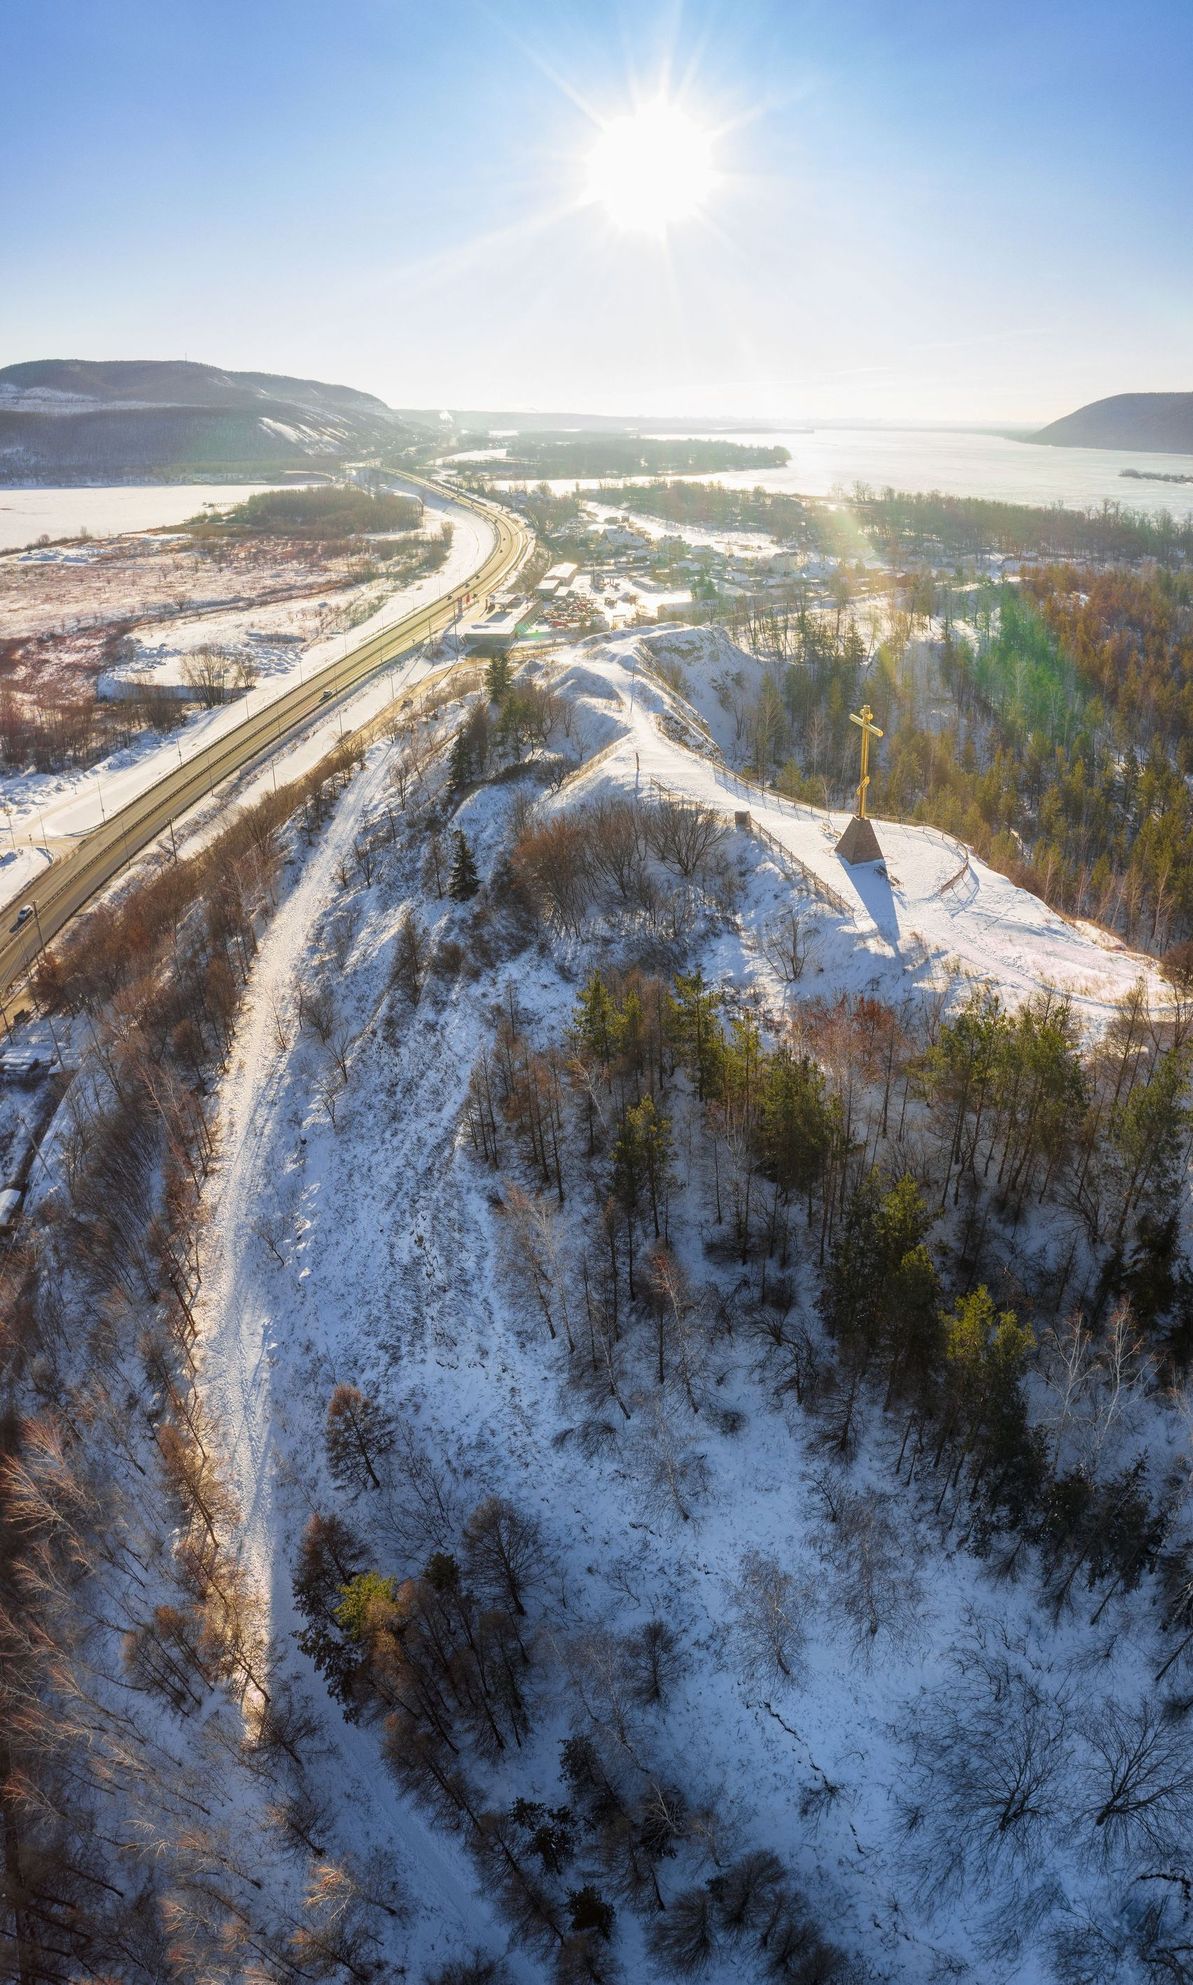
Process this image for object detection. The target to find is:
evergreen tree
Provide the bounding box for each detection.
[450,830,480,901]
[1112,1045,1191,1243]
[1118,1210,1193,1359]
[335,1570,399,1644]
[509,1799,577,1875]
[486,652,512,701]
[448,725,473,791]
[921,988,1007,1206]
[567,1887,614,1939]
[574,971,617,1072]
[758,1045,836,1211]
[821,1173,941,1406]
[669,971,724,1102]
[611,1095,672,1291]
[938,1287,1038,1531]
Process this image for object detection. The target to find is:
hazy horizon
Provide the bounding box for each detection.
[3,0,1191,427]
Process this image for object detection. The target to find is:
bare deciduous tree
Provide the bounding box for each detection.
[587,798,647,902]
[728,1549,809,1686]
[759,906,817,987]
[645,798,726,879]
[622,1619,684,1710]
[648,1884,719,1975]
[1079,1697,1193,1857]
[299,980,337,1043]
[817,1480,922,1657]
[464,1495,547,1618]
[504,1182,575,1349]
[903,1660,1070,1898]
[390,907,428,1003]
[639,1397,710,1527]
[182,645,235,708]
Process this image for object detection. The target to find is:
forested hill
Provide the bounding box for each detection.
[0,357,431,483]
[1032,390,1193,453]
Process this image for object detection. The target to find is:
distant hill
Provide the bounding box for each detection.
[1032,392,1193,453]
[0,358,432,483]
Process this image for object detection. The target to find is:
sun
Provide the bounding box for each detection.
[584,98,717,235]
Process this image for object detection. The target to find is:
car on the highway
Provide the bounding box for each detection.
[9,904,33,934]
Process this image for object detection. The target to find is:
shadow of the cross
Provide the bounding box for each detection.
[839,855,902,948]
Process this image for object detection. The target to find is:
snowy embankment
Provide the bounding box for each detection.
[195,743,538,1980]
[0,838,55,913]
[189,626,1180,1979]
[0,488,494,884]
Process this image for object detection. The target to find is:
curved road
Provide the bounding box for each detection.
[0,476,531,1011]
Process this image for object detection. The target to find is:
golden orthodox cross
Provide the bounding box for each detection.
[849,703,884,819]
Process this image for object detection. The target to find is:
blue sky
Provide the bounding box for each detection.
[3,0,1190,422]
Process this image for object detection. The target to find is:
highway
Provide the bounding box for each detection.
[0,476,531,1014]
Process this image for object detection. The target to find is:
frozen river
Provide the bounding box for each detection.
[0,483,286,551]
[680,427,1193,517]
[487,426,1193,519]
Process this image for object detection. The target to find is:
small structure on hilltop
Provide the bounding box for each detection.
[836,702,885,865]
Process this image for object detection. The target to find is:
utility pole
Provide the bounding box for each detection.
[31,902,62,1064]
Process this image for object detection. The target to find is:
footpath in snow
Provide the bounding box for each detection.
[193,741,538,1979]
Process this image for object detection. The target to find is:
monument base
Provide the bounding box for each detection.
[835,814,883,866]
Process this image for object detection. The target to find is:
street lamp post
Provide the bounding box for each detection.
[29,903,63,1063]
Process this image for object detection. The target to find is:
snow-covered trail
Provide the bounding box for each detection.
[193,745,538,1976]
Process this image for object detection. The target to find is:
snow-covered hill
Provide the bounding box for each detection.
[184,629,1185,1980]
[0,356,428,481]
[545,628,1163,1022]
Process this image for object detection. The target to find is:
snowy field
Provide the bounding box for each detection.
[584,497,780,561]
[0,481,290,550]
[183,626,1180,1979]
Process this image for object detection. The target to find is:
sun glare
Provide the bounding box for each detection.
[584,98,716,235]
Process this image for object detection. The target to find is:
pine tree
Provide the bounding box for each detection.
[450,830,480,901]
[758,1045,836,1211]
[669,970,724,1102]
[611,1094,672,1297]
[567,1887,614,1940]
[574,971,617,1072]
[938,1286,1036,1523]
[486,652,512,701]
[448,725,473,791]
